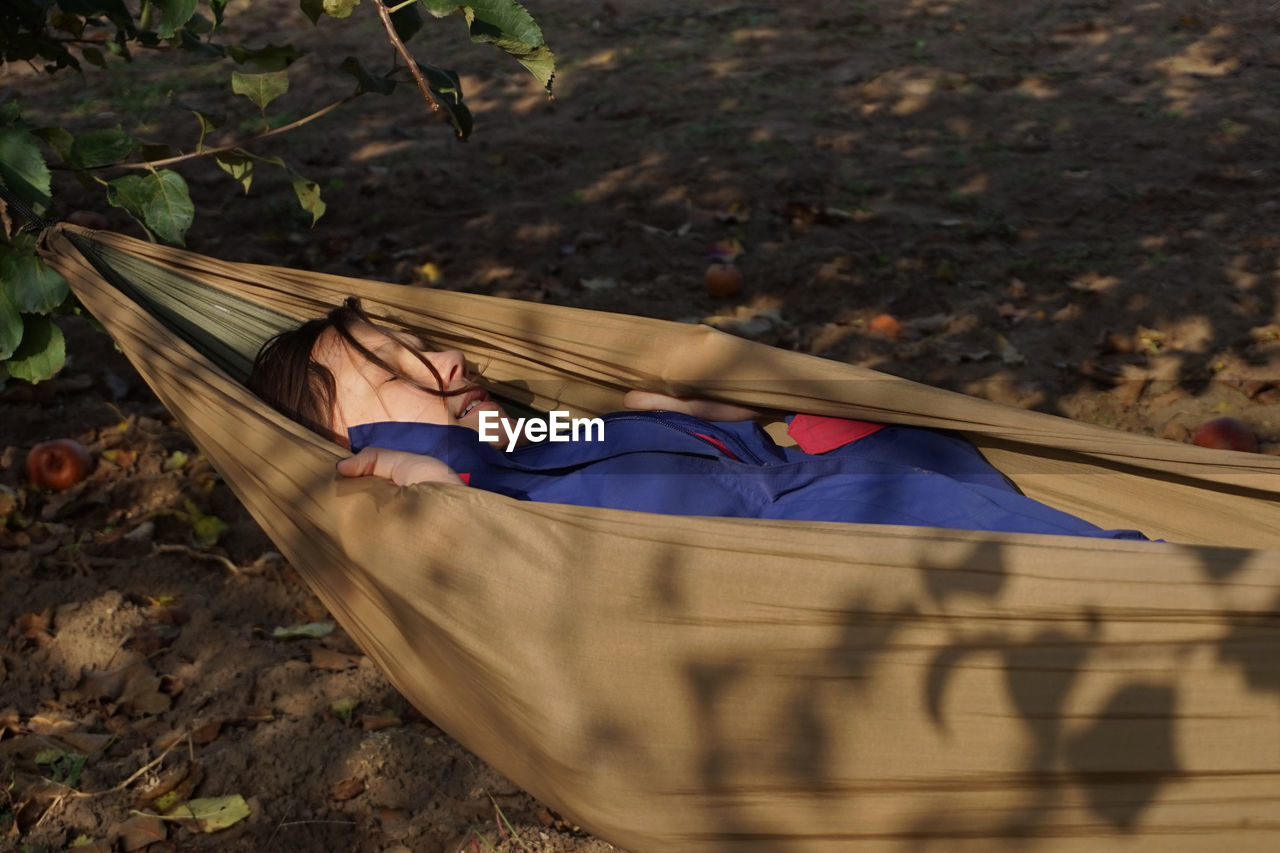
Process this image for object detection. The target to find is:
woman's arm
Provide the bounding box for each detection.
[337,447,465,486]
[622,390,763,422]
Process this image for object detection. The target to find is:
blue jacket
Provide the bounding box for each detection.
[350,412,1147,539]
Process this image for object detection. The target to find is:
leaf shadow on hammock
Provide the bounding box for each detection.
[478,528,1275,851]
[1216,591,1280,695]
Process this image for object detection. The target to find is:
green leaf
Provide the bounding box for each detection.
[49,752,87,788]
[105,170,195,245]
[288,170,326,224]
[69,128,136,168]
[177,29,227,59]
[1,251,70,313]
[214,151,253,194]
[417,0,554,92]
[192,108,223,137]
[390,1,423,42]
[0,275,23,361]
[192,514,227,546]
[7,314,66,383]
[225,43,301,71]
[416,61,473,138]
[5,34,40,63]
[82,46,106,68]
[175,97,224,149]
[32,126,75,163]
[183,11,213,35]
[418,61,462,101]
[57,0,133,25]
[105,175,153,230]
[144,170,196,244]
[165,794,251,833]
[299,0,325,24]
[339,57,396,96]
[272,621,334,639]
[0,127,53,211]
[51,11,86,39]
[230,70,289,112]
[152,0,199,38]
[153,789,184,813]
[211,0,228,26]
[33,748,63,766]
[323,0,360,18]
[140,142,174,161]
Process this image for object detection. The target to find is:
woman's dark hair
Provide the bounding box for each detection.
[248,297,467,441]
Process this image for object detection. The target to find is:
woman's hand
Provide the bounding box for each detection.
[622,390,761,422]
[337,447,464,486]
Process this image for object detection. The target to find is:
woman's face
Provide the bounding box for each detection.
[312,319,510,445]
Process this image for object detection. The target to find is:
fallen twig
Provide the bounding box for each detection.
[151,544,241,575]
[266,818,357,848]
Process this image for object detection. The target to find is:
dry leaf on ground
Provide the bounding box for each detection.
[113,813,166,850]
[331,775,365,801]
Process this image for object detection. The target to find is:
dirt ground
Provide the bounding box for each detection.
[2,0,1279,850]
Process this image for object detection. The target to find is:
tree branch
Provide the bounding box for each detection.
[373,0,440,114]
[94,94,358,172]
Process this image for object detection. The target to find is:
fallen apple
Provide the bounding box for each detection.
[26,439,94,491]
[868,313,902,341]
[705,263,743,298]
[1191,417,1258,453]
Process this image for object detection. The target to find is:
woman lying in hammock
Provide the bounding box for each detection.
[249,298,1147,540]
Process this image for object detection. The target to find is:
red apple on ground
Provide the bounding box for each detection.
[704,263,743,298]
[26,439,94,490]
[868,313,902,341]
[1191,417,1258,453]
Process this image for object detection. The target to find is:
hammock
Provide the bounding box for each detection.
[39,223,1280,851]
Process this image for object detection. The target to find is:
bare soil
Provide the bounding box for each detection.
[2,1,1278,850]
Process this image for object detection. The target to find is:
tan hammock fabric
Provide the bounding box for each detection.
[41,224,1280,851]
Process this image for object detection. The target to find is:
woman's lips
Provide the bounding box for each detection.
[456,388,491,419]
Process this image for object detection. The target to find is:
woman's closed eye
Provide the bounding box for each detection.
[390,349,439,384]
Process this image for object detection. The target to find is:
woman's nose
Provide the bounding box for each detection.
[428,350,466,387]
